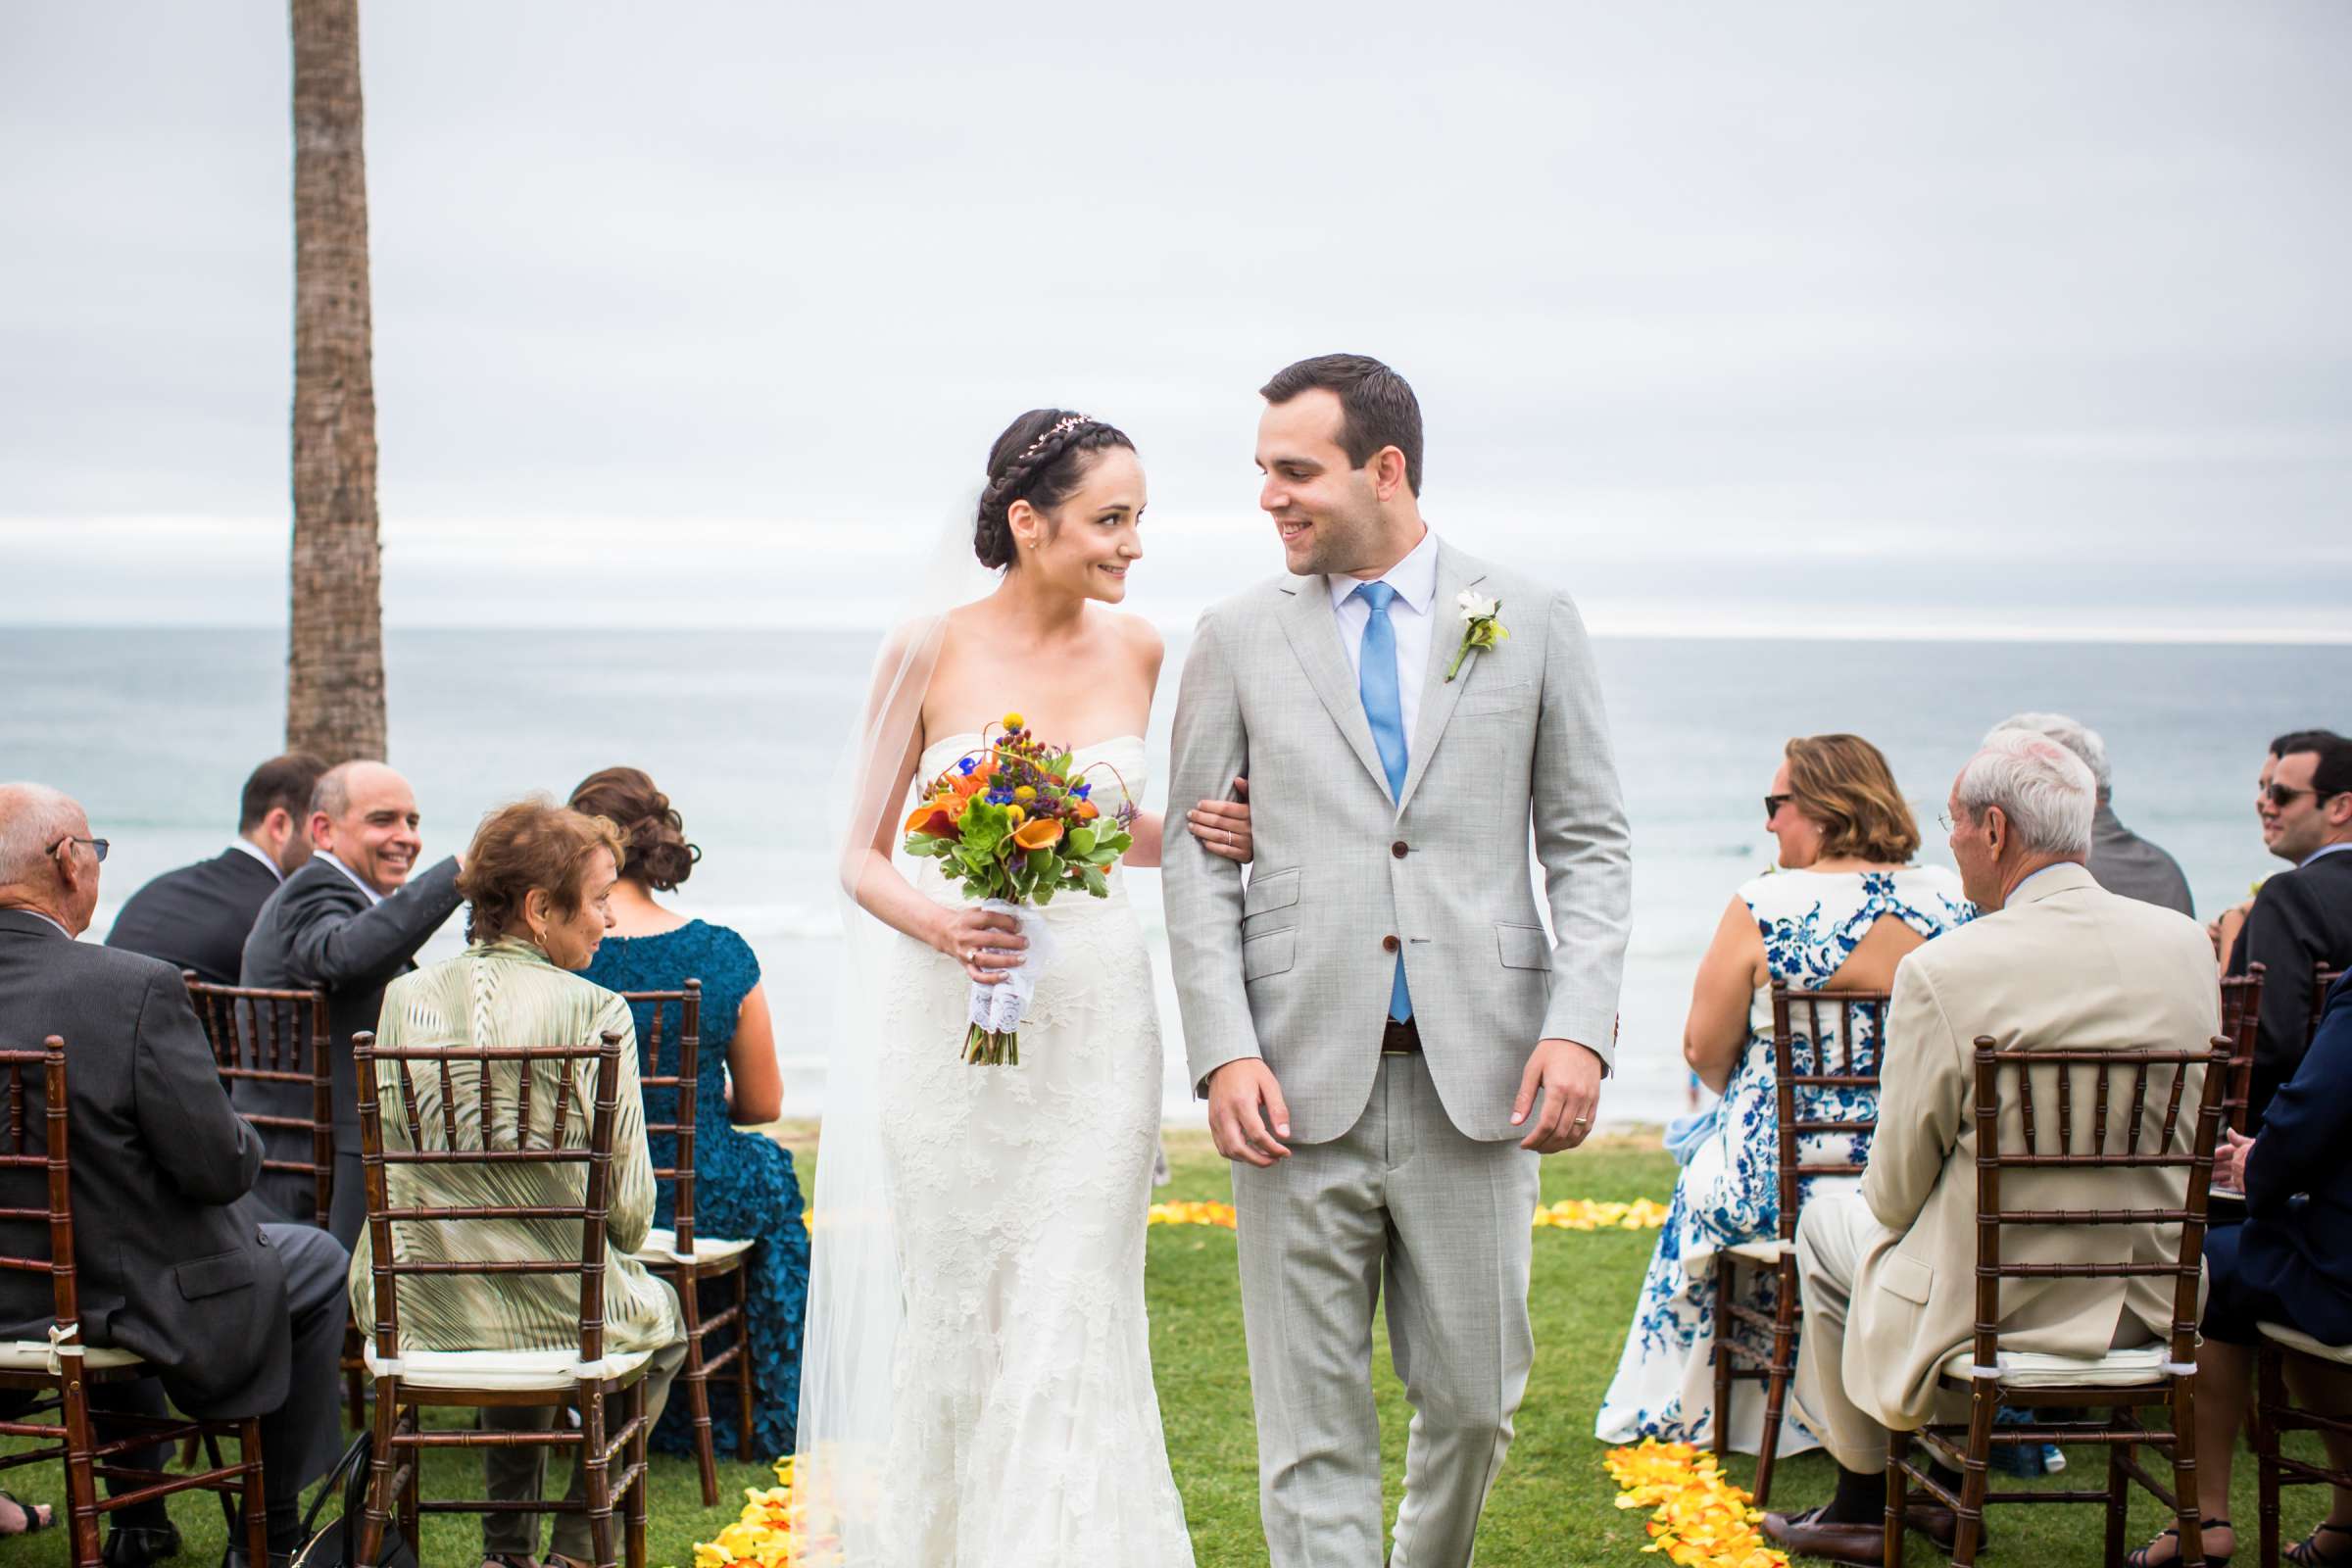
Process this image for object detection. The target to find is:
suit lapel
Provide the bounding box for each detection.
[1275,577,1393,799]
[1396,545,1484,813]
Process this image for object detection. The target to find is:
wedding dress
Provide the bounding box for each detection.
[865,731,1196,1566]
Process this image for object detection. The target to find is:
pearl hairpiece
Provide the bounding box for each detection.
[1014,414,1099,465]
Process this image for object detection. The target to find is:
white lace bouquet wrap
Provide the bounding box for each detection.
[964,899,1059,1053]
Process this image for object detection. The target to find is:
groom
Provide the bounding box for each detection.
[1167,354,1632,1568]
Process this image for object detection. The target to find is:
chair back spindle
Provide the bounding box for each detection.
[1768,985,1893,1243]
[2314,964,2347,1050]
[619,983,703,1256]
[2217,963,2267,1136]
[184,976,336,1226]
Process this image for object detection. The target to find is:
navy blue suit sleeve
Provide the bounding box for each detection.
[2245,973,2352,1216]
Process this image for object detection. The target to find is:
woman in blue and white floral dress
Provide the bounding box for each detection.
[1596,734,1973,1450]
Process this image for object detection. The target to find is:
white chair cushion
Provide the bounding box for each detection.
[1724,1239,1791,1263]
[0,1340,142,1373]
[1938,1343,2179,1389]
[2259,1322,2352,1366]
[632,1226,754,1265]
[362,1344,653,1392]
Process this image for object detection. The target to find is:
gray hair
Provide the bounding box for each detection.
[0,783,83,887]
[1984,711,2112,801]
[1956,729,2097,858]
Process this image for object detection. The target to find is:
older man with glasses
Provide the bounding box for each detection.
[0,782,349,1567]
[2218,729,2352,1130]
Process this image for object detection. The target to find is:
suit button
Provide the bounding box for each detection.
[1382,934,1399,953]
[1392,841,1408,858]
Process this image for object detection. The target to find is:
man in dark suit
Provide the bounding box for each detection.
[103,754,325,984]
[2226,729,2352,1127]
[239,760,463,1245]
[0,782,347,1568]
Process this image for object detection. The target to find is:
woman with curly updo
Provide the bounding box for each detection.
[567,765,807,1464]
[801,408,1255,1564]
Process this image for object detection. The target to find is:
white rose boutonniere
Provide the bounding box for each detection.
[1446,590,1508,681]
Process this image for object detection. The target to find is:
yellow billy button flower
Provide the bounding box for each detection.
[1003,710,1023,731]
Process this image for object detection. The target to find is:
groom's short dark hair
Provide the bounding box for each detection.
[1261,353,1424,496]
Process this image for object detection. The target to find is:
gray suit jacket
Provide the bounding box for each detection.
[1165,540,1632,1144]
[2088,802,2194,918]
[238,856,463,1142]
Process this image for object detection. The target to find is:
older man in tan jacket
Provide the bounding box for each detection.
[1764,730,2219,1564]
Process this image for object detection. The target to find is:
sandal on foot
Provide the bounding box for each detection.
[0,1490,54,1535]
[2128,1517,2233,1568]
[2288,1522,2352,1567]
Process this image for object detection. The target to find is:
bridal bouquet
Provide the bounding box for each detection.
[903,712,1136,1065]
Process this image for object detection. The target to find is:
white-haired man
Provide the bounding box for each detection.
[1988,711,2193,917]
[1763,732,2218,1563]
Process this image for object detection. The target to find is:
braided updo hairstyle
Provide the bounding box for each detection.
[973,408,1135,570]
[565,766,702,891]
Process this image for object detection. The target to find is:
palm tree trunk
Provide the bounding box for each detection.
[285,0,386,763]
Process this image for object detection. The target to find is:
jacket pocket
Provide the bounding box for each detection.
[1243,867,1301,919]
[1495,922,1551,971]
[174,1248,257,1301]
[1454,678,1532,718]
[1877,1251,1935,1306]
[1243,929,1297,982]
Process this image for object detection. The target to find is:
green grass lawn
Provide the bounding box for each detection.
[5,1128,2336,1565]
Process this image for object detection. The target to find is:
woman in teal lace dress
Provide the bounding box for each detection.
[571,767,808,1460]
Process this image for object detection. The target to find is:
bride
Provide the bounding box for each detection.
[798,409,1252,1565]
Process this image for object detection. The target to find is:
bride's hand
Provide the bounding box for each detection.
[1186,776,1251,864]
[933,905,1027,985]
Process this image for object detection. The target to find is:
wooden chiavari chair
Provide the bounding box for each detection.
[351,1028,653,1568]
[2218,962,2268,1139]
[2312,965,2346,1050]
[1710,984,1891,1506]
[1885,1033,2231,1567]
[0,1037,267,1568]
[183,973,370,1429]
[617,981,755,1507]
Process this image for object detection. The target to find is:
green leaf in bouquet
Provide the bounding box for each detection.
[1086,848,1118,866]
[1066,825,1098,858]
[1033,881,1057,906]
[1026,848,1058,879]
[1080,865,1109,897]
[1102,831,1134,857]
[959,878,984,901]
[1050,752,1073,779]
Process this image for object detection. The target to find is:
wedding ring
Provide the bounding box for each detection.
[1571,1116,1591,1126]
[966,950,979,963]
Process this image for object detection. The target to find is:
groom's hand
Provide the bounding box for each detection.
[1207,1057,1291,1166]
[1512,1038,1603,1153]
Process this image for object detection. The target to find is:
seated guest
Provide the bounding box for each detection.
[1989,711,2193,917]
[1596,734,1971,1448]
[239,760,463,1244]
[2127,970,2352,1568]
[0,783,349,1568]
[348,800,684,1568]
[567,765,808,1460]
[2221,729,2352,1128]
[104,752,326,983]
[1760,731,2218,1564]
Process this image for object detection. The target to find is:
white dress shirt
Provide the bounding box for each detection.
[318,851,385,906]
[1327,527,1441,746]
[229,838,288,885]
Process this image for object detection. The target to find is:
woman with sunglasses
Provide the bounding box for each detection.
[1596,733,1973,1453]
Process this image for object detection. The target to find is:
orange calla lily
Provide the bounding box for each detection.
[1012,817,1063,851]
[1072,800,1101,821]
[905,806,959,838]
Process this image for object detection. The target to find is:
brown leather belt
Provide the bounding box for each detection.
[1381,1016,1421,1055]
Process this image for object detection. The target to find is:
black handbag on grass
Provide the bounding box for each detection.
[287,1431,418,1568]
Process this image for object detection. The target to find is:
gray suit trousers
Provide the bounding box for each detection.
[1233,1052,1539,1568]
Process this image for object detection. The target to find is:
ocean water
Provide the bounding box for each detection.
[5,627,2341,1128]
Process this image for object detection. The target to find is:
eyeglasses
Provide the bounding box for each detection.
[2265,783,2346,809]
[1938,811,1956,832]
[1763,794,1794,823]
[48,836,108,863]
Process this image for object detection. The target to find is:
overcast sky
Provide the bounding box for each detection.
[5,2,2348,637]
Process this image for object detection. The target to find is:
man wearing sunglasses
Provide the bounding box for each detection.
[2223,728,2352,1129]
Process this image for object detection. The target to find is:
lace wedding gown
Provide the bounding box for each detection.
[870,732,1196,1566]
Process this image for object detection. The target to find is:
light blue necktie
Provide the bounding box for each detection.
[1352,581,1413,1023]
